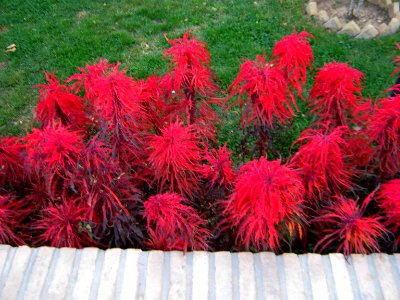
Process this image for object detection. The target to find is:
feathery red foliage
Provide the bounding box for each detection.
[314,196,387,256]
[272,30,314,97]
[375,179,400,247]
[202,144,236,189]
[227,55,296,127]
[290,125,354,201]
[148,120,203,198]
[35,72,89,129]
[32,196,94,248]
[0,194,27,245]
[367,95,400,176]
[144,193,209,251]
[24,126,83,196]
[221,157,304,251]
[309,62,364,127]
[0,136,23,187]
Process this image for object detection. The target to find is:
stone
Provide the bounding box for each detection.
[378,23,391,36]
[356,24,379,39]
[339,20,361,37]
[258,252,280,299]
[144,251,164,300]
[389,17,400,33]
[192,251,209,300]
[351,255,381,299]
[118,249,141,300]
[306,2,318,16]
[238,252,256,300]
[317,10,329,23]
[71,248,99,299]
[283,253,306,300]
[329,253,354,300]
[389,2,400,18]
[379,0,393,9]
[214,252,233,299]
[97,248,122,300]
[303,254,330,300]
[323,16,343,32]
[371,254,400,300]
[168,251,187,300]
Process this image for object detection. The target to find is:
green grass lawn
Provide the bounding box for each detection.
[1,0,399,139]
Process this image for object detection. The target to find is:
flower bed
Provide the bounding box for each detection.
[0,31,399,255]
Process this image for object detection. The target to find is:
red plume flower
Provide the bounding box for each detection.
[314,196,387,256]
[0,194,28,245]
[0,136,24,187]
[227,54,296,127]
[221,157,305,251]
[309,62,364,127]
[375,179,400,247]
[35,72,89,129]
[272,30,314,97]
[144,193,209,251]
[367,95,400,176]
[32,196,94,248]
[290,125,354,201]
[202,144,236,189]
[148,120,203,198]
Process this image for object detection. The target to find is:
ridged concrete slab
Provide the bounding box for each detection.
[0,245,399,299]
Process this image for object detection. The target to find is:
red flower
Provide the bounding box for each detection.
[272,30,314,97]
[290,125,354,201]
[202,144,236,189]
[0,136,24,186]
[309,62,364,127]
[367,96,400,176]
[314,196,387,256]
[0,195,27,245]
[32,196,94,248]
[144,193,209,251]
[375,179,400,247]
[227,55,296,127]
[35,72,89,129]
[221,157,305,251]
[148,120,203,198]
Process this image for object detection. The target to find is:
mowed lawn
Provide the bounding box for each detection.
[1,0,399,138]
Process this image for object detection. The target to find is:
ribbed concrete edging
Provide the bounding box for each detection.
[0,245,399,299]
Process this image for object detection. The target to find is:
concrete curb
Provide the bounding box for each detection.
[0,245,398,299]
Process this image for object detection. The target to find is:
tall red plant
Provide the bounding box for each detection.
[367,95,400,176]
[290,125,354,201]
[227,55,296,128]
[272,30,314,97]
[0,136,23,187]
[221,157,305,251]
[32,196,94,248]
[314,196,387,256]
[309,62,364,127]
[35,72,89,129]
[148,120,203,198]
[0,195,27,245]
[144,193,209,251]
[375,179,400,247]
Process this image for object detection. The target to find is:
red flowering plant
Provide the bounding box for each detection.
[35,72,90,130]
[289,125,355,202]
[314,195,388,256]
[144,193,210,251]
[272,30,314,98]
[0,136,24,188]
[309,62,364,128]
[147,120,203,199]
[220,157,305,252]
[374,179,400,248]
[163,32,221,141]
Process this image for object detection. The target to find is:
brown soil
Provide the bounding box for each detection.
[317,0,390,28]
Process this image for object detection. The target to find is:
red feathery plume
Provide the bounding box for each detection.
[314,196,387,256]
[202,144,236,189]
[35,72,89,129]
[367,95,400,176]
[226,54,296,127]
[0,194,28,245]
[272,29,314,97]
[375,179,400,247]
[32,196,94,248]
[290,125,354,201]
[148,120,203,198]
[144,193,209,251]
[0,136,24,187]
[221,157,305,251]
[309,62,364,127]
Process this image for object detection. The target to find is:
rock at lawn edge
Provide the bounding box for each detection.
[306,2,318,16]
[356,24,379,39]
[339,21,361,36]
[323,17,343,32]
